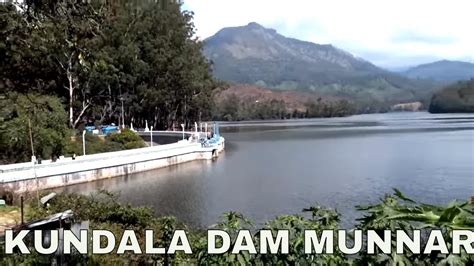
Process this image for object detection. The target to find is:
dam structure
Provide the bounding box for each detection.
[0,128,225,193]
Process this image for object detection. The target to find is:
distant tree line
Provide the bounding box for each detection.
[214,94,289,121]
[214,93,359,121]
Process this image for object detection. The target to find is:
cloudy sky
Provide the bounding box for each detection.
[182,0,474,69]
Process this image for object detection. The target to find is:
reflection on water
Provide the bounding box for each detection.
[59,112,474,228]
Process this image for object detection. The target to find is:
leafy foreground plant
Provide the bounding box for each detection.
[1,189,473,265]
[356,189,474,265]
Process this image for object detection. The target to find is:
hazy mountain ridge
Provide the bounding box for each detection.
[404,60,474,81]
[204,22,437,106]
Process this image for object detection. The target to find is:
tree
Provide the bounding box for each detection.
[0,3,58,95]
[2,0,216,133]
[41,1,105,128]
[0,93,69,163]
[1,1,107,128]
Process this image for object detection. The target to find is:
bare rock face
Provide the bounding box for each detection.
[391,102,424,112]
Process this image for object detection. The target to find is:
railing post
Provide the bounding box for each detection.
[150,126,153,147]
[82,130,86,156]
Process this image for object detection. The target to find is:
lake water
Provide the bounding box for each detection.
[60,112,474,228]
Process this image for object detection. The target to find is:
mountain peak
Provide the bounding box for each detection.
[243,22,277,35]
[205,22,379,73]
[246,22,264,28]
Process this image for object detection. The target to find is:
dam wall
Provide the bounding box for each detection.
[0,139,225,193]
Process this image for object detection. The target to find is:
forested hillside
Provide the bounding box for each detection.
[429,79,474,113]
[213,84,355,121]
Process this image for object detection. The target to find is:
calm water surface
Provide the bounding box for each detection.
[60,112,474,227]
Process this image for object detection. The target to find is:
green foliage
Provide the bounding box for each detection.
[356,189,474,264]
[106,129,146,150]
[357,188,474,231]
[63,133,121,156]
[63,129,145,156]
[24,190,191,265]
[10,190,472,265]
[214,93,356,120]
[27,190,154,227]
[123,140,146,150]
[1,0,216,130]
[0,106,145,162]
[253,208,346,265]
[215,94,299,121]
[305,99,356,118]
[108,129,141,144]
[0,93,69,163]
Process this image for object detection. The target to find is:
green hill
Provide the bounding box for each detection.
[429,79,474,113]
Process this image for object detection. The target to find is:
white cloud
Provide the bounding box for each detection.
[183,0,474,68]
